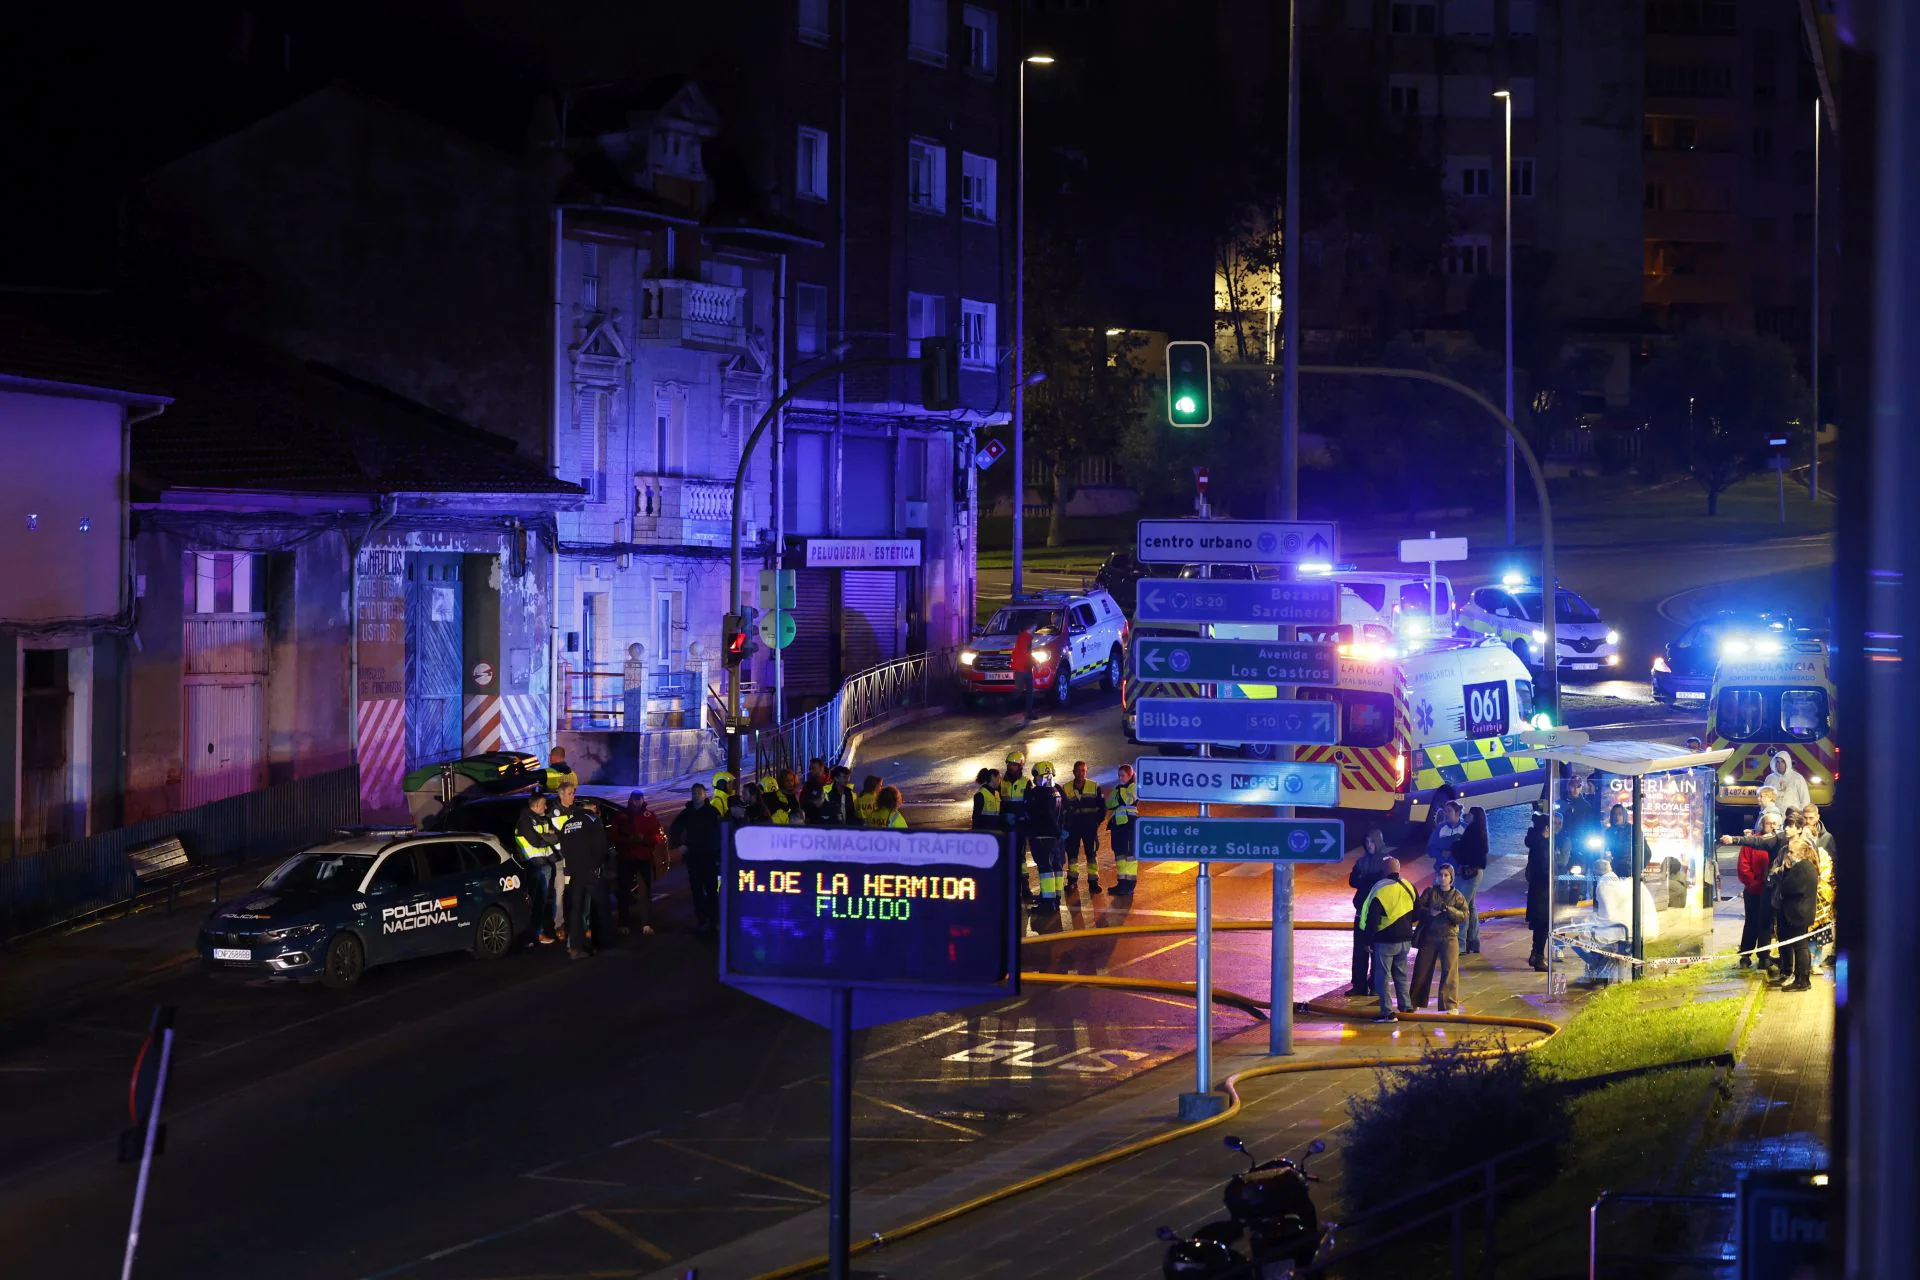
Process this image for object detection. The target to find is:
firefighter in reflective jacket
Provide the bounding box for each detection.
[971,768,1003,831]
[1107,763,1139,895]
[1062,761,1106,896]
[515,791,563,943]
[709,771,736,819]
[1027,761,1065,909]
[1002,750,1032,899]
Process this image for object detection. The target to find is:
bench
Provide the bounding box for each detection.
[126,837,193,915]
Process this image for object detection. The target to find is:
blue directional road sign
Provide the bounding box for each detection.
[1136,518,1337,566]
[1134,578,1341,628]
[1136,817,1346,863]
[1134,757,1341,808]
[1133,697,1337,746]
[1135,636,1338,686]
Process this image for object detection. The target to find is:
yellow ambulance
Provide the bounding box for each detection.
[1707,639,1837,812]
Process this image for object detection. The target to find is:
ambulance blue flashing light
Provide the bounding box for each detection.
[1299,561,1334,576]
[1501,571,1528,588]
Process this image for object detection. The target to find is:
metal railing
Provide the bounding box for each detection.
[747,647,957,781]
[0,765,362,942]
[1281,1135,1557,1279]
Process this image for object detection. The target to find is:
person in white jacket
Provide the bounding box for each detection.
[1762,751,1812,814]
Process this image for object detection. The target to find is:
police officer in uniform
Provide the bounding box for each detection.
[820,765,859,825]
[1062,760,1106,895]
[971,768,1002,830]
[553,781,612,959]
[1027,761,1065,911]
[1107,763,1139,895]
[514,790,563,944]
[1001,751,1032,901]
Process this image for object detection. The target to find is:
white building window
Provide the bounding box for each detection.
[580,242,599,310]
[188,552,264,616]
[959,299,996,368]
[1509,0,1537,38]
[906,292,945,358]
[652,385,686,475]
[1514,156,1536,198]
[908,139,947,213]
[797,126,830,201]
[909,0,948,64]
[963,4,997,75]
[576,387,611,499]
[1389,74,1434,116]
[798,0,828,43]
[1448,155,1493,197]
[1443,0,1493,36]
[961,151,997,222]
[796,283,827,355]
[1443,236,1493,276]
[1389,2,1437,34]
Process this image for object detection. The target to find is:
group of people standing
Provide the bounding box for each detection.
[513,782,663,960]
[1349,832,1473,1022]
[1723,797,1836,993]
[972,752,1138,911]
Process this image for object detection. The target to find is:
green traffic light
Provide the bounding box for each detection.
[1174,395,1197,415]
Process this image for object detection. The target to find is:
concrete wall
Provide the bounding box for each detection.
[122,87,554,461]
[0,391,124,622]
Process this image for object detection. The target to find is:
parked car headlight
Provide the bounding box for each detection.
[1605,630,1620,645]
[959,650,978,666]
[263,922,325,943]
[1532,630,1547,644]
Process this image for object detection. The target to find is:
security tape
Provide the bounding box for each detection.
[1553,923,1834,970]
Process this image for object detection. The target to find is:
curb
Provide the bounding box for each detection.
[843,704,954,769]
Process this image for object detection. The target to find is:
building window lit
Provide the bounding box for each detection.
[959,299,996,368]
[961,152,997,222]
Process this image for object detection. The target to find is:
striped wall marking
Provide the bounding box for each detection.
[359,698,407,813]
[464,694,504,754]
[497,695,547,755]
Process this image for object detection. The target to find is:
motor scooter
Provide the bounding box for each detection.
[1157,1136,1330,1278]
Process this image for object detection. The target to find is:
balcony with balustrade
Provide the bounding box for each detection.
[631,475,757,549]
[637,278,748,351]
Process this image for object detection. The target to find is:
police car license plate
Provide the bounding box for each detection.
[1572,662,1599,671]
[213,947,252,961]
[1676,690,1705,701]
[983,672,1015,682]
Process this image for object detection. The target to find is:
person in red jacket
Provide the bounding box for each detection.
[1736,811,1779,972]
[610,791,664,935]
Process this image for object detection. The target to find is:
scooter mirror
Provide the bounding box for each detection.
[1223,1135,1246,1152]
[1308,1139,1327,1155]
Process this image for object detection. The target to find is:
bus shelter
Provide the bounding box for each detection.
[1525,734,1733,984]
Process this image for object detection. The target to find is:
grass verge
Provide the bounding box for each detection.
[1534,969,1745,1081]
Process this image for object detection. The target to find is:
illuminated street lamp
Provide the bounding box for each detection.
[1013,52,1053,598]
[1495,87,1515,547]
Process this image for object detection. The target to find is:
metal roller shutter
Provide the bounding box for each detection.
[782,568,835,700]
[840,570,902,677]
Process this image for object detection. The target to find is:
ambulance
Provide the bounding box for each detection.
[1706,639,1837,814]
[1126,632,1543,822]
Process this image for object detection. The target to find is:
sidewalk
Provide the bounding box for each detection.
[642,875,1578,1280]
[0,882,215,1025]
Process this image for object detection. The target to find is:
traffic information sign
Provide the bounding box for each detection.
[1132,697,1337,746]
[1137,816,1346,863]
[1134,636,1339,686]
[1135,518,1337,566]
[1133,756,1341,808]
[1134,578,1341,627]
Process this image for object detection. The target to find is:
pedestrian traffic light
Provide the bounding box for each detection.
[723,613,751,667]
[1165,340,1212,427]
[921,336,961,411]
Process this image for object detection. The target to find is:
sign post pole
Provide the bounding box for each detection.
[1184,558,1220,1120]
[1272,567,1296,1058]
[828,985,853,1280]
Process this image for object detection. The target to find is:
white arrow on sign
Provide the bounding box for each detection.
[1143,648,1165,673]
[1314,829,1338,854]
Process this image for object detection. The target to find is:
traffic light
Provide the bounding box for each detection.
[723,613,753,667]
[1165,340,1212,427]
[920,336,961,411]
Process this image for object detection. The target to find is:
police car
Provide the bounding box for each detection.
[959,588,1129,709]
[198,831,537,988]
[1456,576,1619,676]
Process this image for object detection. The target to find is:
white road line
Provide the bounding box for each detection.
[861,1020,969,1062]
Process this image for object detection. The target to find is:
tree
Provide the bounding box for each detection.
[1635,331,1811,514]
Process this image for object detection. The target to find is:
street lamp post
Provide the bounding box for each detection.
[1012,53,1053,600]
[1496,88,1515,546]
[1811,94,1822,502]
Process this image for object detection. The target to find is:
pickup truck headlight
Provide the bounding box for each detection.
[959,650,978,666]
[1032,649,1053,665]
